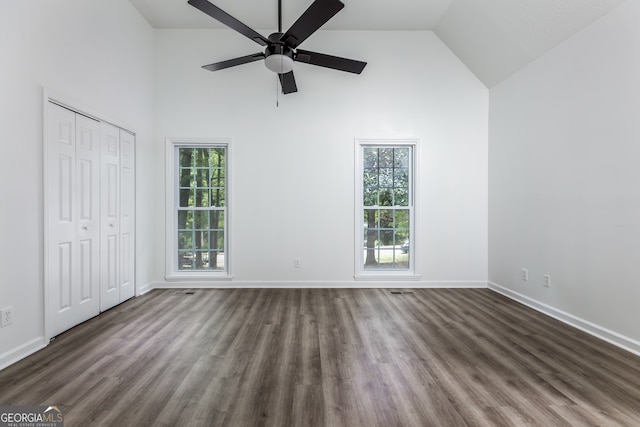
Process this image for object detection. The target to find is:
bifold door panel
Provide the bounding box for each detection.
[46,102,135,337]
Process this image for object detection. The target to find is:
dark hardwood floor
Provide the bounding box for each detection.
[1,288,639,426]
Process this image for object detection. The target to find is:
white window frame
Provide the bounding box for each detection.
[165,138,232,281]
[354,139,420,281]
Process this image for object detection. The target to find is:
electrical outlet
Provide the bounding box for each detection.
[294,258,301,268]
[544,275,551,288]
[0,306,12,327]
[521,268,529,281]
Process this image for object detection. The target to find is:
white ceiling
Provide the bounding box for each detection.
[129,0,455,31]
[435,0,627,87]
[129,0,627,87]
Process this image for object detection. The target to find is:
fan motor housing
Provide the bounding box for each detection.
[265,44,293,59]
[268,32,285,44]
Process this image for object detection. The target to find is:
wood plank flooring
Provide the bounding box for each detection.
[1,288,640,426]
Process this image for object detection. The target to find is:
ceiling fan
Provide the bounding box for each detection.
[187,0,367,94]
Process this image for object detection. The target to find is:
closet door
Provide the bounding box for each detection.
[100,123,121,311]
[119,130,135,301]
[46,103,101,337]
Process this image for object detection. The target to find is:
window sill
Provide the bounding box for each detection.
[165,273,234,282]
[354,273,422,282]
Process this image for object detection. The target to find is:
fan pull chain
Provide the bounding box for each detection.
[276,48,284,107]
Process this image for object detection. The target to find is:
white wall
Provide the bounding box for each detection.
[0,0,154,366]
[153,30,488,286]
[489,0,640,350]
[0,6,488,368]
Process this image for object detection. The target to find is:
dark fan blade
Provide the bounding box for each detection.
[295,49,366,74]
[188,0,270,46]
[281,0,344,49]
[202,53,265,72]
[279,71,298,94]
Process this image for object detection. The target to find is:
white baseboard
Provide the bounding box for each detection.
[150,280,489,289]
[488,281,640,357]
[136,282,154,296]
[0,337,47,372]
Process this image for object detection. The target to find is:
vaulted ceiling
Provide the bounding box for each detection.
[129,0,627,87]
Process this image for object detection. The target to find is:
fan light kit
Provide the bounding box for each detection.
[265,55,294,74]
[264,53,294,74]
[264,42,295,74]
[188,0,367,94]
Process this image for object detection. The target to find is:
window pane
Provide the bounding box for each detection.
[196,147,209,161]
[363,148,378,168]
[363,249,395,269]
[178,231,192,250]
[199,232,210,248]
[395,250,409,269]
[395,230,408,245]
[210,148,225,167]
[209,230,224,251]
[193,210,209,229]
[363,188,378,206]
[362,248,409,270]
[210,211,224,229]
[380,230,394,246]
[364,208,378,225]
[379,210,393,229]
[379,148,393,167]
[363,246,379,268]
[193,189,209,207]
[207,251,224,270]
[179,189,193,207]
[394,148,409,168]
[177,210,193,230]
[379,189,393,206]
[395,210,409,229]
[394,168,408,188]
[363,169,378,187]
[180,151,193,167]
[195,168,209,187]
[179,168,193,186]
[211,165,224,175]
[364,227,378,251]
[394,188,408,206]
[379,168,393,187]
[176,145,227,272]
[211,168,225,185]
[363,214,375,254]
[359,143,413,272]
[210,188,225,207]
[179,250,195,269]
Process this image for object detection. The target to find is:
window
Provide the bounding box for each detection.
[166,139,230,279]
[355,140,417,278]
